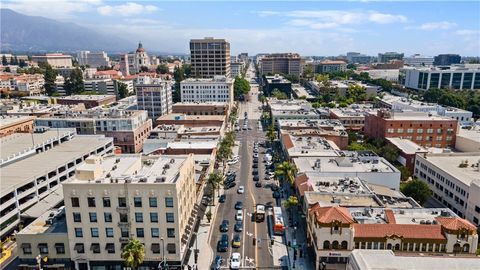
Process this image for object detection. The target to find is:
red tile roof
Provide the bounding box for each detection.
[353,224,446,240]
[435,217,477,232]
[309,205,354,225]
[282,134,294,149]
[295,174,313,196]
[384,209,396,224]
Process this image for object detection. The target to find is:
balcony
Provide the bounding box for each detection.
[116,206,129,214]
[119,237,130,243]
[118,221,130,228]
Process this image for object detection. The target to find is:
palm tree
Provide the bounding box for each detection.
[207,172,223,205]
[216,140,233,173]
[283,195,299,222]
[275,161,297,186]
[122,239,145,270]
[266,124,276,145]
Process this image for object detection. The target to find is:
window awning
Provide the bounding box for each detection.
[20,243,31,248]
[90,243,100,252]
[54,243,64,247]
[151,243,160,253]
[105,243,115,251]
[74,243,83,251]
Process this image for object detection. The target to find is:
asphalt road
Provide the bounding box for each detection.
[209,66,280,269]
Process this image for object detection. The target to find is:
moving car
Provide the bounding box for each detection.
[234,221,243,232]
[217,234,229,252]
[235,201,243,210]
[219,194,226,203]
[235,210,243,221]
[237,186,245,194]
[232,234,241,248]
[220,220,229,232]
[230,253,241,269]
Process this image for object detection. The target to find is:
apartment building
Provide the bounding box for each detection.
[190,37,231,78]
[0,129,113,239]
[0,74,45,95]
[259,53,304,76]
[0,115,35,138]
[307,206,478,268]
[364,110,458,148]
[403,66,480,91]
[269,98,327,124]
[414,152,480,225]
[329,108,374,131]
[32,54,73,68]
[135,77,173,119]
[83,79,116,95]
[62,154,197,269]
[35,109,152,153]
[180,76,233,106]
[56,95,116,109]
[315,60,347,73]
[77,51,110,68]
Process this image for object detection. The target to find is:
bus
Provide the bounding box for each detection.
[255,204,265,222]
[272,207,285,235]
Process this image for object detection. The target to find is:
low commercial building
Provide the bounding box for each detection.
[403,66,480,91]
[347,249,480,270]
[414,152,480,225]
[346,52,371,64]
[180,76,234,106]
[307,206,477,268]
[329,108,374,131]
[455,127,480,152]
[230,62,244,78]
[434,54,461,66]
[278,119,347,149]
[364,110,459,148]
[269,98,325,124]
[363,69,399,82]
[281,133,340,160]
[56,95,116,109]
[135,77,173,119]
[263,74,292,96]
[32,54,73,68]
[0,115,35,138]
[0,129,113,239]
[83,79,116,95]
[314,60,347,73]
[172,102,229,116]
[35,110,152,153]
[293,151,401,190]
[307,80,379,98]
[156,113,226,133]
[386,137,427,173]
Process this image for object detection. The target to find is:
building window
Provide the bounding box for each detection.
[104,212,112,222]
[120,213,128,222]
[167,228,175,238]
[167,243,176,254]
[416,136,423,141]
[91,243,101,254]
[22,243,32,255]
[417,128,423,133]
[166,213,174,223]
[150,212,159,223]
[135,212,143,223]
[38,243,48,254]
[165,197,174,207]
[407,128,413,133]
[151,228,160,238]
[87,197,96,207]
[106,243,115,254]
[74,243,85,254]
[149,197,158,207]
[121,228,129,238]
[134,197,142,207]
[75,228,83,237]
[71,197,80,207]
[55,243,65,254]
[136,228,144,238]
[73,212,81,222]
[89,212,97,222]
[105,228,114,238]
[103,197,111,207]
[118,197,127,207]
[91,228,99,238]
[151,243,161,254]
[446,136,453,141]
[397,128,404,133]
[387,128,394,134]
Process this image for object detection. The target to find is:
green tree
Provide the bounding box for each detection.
[121,239,145,270]
[4,67,11,73]
[117,82,129,99]
[397,166,412,181]
[234,76,251,99]
[266,124,276,144]
[259,95,267,106]
[283,195,299,221]
[346,84,367,102]
[1,55,7,66]
[156,64,169,74]
[379,144,399,163]
[64,68,84,95]
[271,89,288,99]
[275,161,297,186]
[347,142,368,151]
[206,171,224,205]
[400,179,432,205]
[43,64,58,96]
[18,59,27,68]
[302,64,314,79]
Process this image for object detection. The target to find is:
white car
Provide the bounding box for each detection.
[227,159,239,165]
[230,252,241,269]
[237,186,244,194]
[253,153,259,158]
[235,210,243,221]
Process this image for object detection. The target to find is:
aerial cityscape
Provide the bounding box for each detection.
[0,1,480,270]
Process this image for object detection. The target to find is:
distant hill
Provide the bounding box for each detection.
[0,9,133,53]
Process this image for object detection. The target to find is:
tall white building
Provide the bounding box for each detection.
[180,76,234,106]
[403,66,480,90]
[77,51,110,68]
[136,76,173,119]
[403,54,434,67]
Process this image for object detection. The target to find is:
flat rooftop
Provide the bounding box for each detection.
[351,249,480,270]
[421,153,480,186]
[1,135,112,195]
[19,208,67,235]
[457,127,480,142]
[294,154,398,174]
[283,133,340,157]
[156,113,225,122]
[57,95,115,101]
[181,76,232,83]
[330,108,373,118]
[278,119,345,131]
[371,110,455,121]
[386,137,427,155]
[305,192,379,208]
[0,115,35,128]
[348,207,456,225]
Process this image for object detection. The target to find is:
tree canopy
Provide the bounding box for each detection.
[117,82,129,99]
[121,239,145,270]
[234,76,251,99]
[156,64,169,74]
[64,68,84,95]
[271,89,288,100]
[400,179,432,205]
[43,64,58,96]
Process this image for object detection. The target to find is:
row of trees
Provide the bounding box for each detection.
[422,88,480,117]
[172,64,192,102]
[2,55,27,67]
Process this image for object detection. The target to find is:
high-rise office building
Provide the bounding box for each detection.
[190,37,231,78]
[433,54,461,66]
[378,52,404,63]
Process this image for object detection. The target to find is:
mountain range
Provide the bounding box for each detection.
[0,8,134,53]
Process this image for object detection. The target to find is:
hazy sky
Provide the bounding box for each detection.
[3,0,480,56]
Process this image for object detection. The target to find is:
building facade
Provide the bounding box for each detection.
[403,67,480,91]
[315,60,347,73]
[190,37,231,78]
[56,95,116,109]
[378,52,404,63]
[0,116,35,137]
[32,54,73,68]
[259,53,304,76]
[403,54,434,67]
[77,51,110,68]
[180,76,233,106]
[136,77,173,119]
[434,54,461,66]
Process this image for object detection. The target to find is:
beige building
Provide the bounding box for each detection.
[32,54,73,68]
[0,115,35,138]
[180,76,234,106]
[190,37,231,78]
[260,53,304,76]
[62,154,197,269]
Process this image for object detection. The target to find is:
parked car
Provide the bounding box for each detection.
[220,220,229,232]
[237,186,245,194]
[234,221,243,232]
[271,184,279,191]
[235,210,243,221]
[252,163,258,168]
[212,256,223,270]
[255,181,262,188]
[273,190,281,199]
[235,201,243,210]
[202,195,212,206]
[252,169,258,175]
[253,175,259,181]
[219,194,226,203]
[224,181,236,189]
[232,234,241,248]
[217,234,229,252]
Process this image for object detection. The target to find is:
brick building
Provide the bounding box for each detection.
[364,110,458,148]
[172,102,229,116]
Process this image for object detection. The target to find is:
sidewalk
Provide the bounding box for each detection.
[187,211,215,269]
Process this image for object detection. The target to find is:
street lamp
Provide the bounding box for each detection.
[160,237,166,269]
